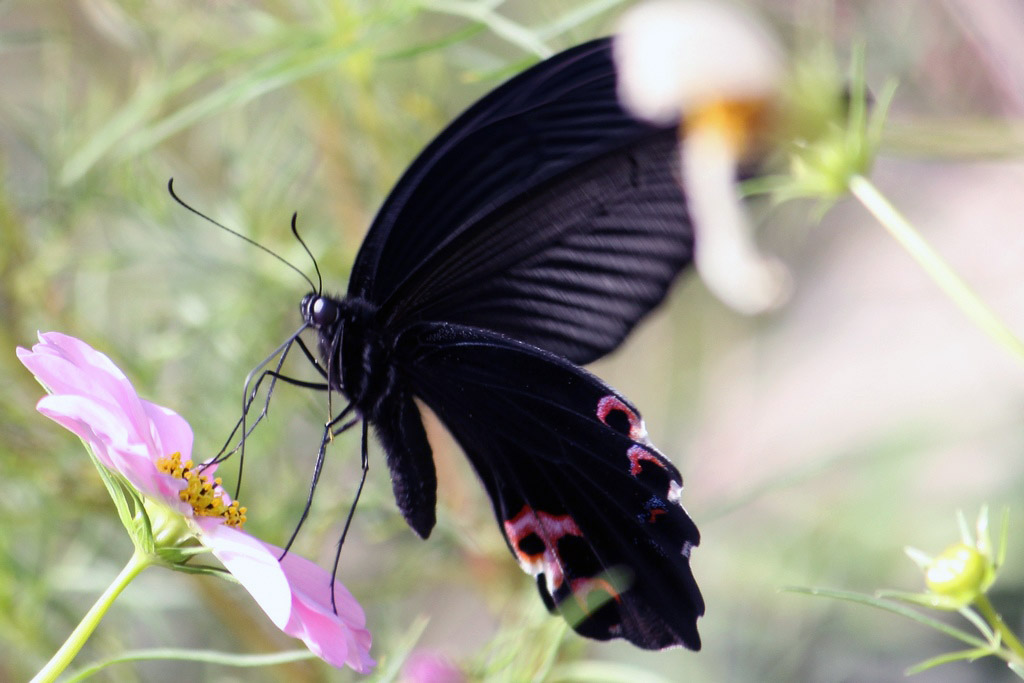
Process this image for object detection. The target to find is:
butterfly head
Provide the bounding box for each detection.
[300,292,387,408]
[301,293,341,329]
[300,293,378,333]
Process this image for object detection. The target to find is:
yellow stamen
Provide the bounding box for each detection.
[155,453,248,528]
[687,97,773,158]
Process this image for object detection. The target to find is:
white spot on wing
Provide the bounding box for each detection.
[668,479,683,505]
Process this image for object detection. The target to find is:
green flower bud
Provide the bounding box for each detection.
[925,543,994,607]
[929,544,983,593]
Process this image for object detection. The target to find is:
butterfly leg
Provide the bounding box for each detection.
[237,332,308,450]
[292,334,328,379]
[215,366,331,498]
[233,331,326,455]
[211,331,306,467]
[278,402,360,558]
[233,333,328,453]
[214,333,328,496]
[328,420,370,613]
[215,369,329,465]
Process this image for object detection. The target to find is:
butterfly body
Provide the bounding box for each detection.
[294,38,704,650]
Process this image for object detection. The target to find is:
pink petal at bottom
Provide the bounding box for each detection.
[273,547,375,673]
[202,524,293,629]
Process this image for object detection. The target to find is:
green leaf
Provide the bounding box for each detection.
[419,0,553,57]
[382,24,485,60]
[157,560,233,579]
[535,0,628,41]
[877,589,961,611]
[958,508,974,547]
[783,586,989,649]
[548,660,675,683]
[997,507,1010,570]
[958,605,997,643]
[903,546,933,572]
[117,41,361,163]
[154,545,216,570]
[81,442,155,554]
[66,648,319,682]
[905,647,995,675]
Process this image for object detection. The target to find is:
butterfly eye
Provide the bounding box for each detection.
[308,296,339,327]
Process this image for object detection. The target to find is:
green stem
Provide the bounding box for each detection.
[848,174,1024,363]
[31,550,154,683]
[975,594,1024,664]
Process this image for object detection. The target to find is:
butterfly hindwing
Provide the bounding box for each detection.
[372,390,437,539]
[350,38,693,365]
[394,322,703,649]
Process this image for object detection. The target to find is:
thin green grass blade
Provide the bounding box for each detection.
[784,586,989,649]
[905,647,995,675]
[366,615,430,683]
[420,0,553,56]
[548,660,675,683]
[65,648,318,682]
[536,0,628,40]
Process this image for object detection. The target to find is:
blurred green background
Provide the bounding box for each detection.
[3,0,1024,680]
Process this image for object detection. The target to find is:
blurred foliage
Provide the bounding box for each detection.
[3,1,1024,681]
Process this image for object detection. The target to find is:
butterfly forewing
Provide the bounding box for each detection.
[349,38,693,365]
[397,322,703,650]
[379,133,691,364]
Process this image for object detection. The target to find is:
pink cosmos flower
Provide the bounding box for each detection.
[401,649,465,683]
[17,331,374,674]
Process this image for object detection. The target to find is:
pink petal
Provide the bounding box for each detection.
[20,332,155,445]
[35,394,186,503]
[142,400,195,466]
[35,393,130,471]
[201,524,293,628]
[264,543,375,672]
[403,650,465,683]
[19,332,125,396]
[19,333,197,492]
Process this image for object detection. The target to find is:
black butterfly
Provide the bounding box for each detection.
[247,37,701,650]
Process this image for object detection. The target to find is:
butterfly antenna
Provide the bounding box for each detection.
[167,178,316,292]
[290,212,323,295]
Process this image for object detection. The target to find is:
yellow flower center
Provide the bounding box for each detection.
[687,97,773,158]
[155,453,247,528]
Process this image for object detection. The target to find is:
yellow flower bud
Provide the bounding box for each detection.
[925,543,992,605]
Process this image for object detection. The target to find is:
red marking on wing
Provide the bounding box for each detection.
[596,395,647,442]
[504,506,583,591]
[627,444,667,476]
[648,506,667,523]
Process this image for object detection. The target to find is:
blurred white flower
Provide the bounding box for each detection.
[615,0,791,313]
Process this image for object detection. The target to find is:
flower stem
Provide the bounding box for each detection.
[975,594,1024,665]
[31,550,154,683]
[848,174,1024,363]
